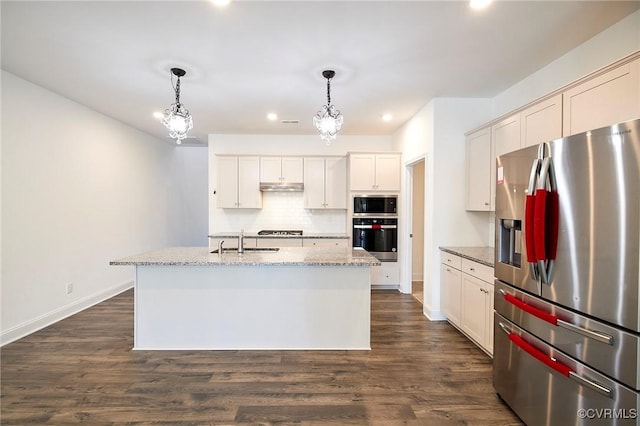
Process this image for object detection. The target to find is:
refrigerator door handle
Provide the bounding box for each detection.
[557,319,614,346]
[499,289,615,345]
[568,371,613,399]
[500,322,613,399]
[534,156,559,285]
[525,158,541,282]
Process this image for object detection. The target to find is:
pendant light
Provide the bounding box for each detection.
[161,67,193,144]
[313,70,343,144]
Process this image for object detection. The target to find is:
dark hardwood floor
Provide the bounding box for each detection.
[1,289,522,425]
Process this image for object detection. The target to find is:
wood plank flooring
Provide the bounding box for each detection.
[1,289,522,425]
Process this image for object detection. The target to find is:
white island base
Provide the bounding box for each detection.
[134,264,371,350]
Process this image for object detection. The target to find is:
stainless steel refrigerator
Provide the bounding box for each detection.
[493,119,640,425]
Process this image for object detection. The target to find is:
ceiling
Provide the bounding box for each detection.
[2,1,638,145]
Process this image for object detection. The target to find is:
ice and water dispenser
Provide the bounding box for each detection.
[498,219,522,268]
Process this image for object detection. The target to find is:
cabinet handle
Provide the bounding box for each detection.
[470,267,475,271]
[446,268,451,272]
[484,202,489,206]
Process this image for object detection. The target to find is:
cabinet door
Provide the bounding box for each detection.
[217,156,239,208]
[492,114,521,157]
[238,157,262,208]
[491,114,520,210]
[563,58,640,136]
[260,157,282,182]
[303,157,326,208]
[465,128,491,211]
[324,156,347,209]
[349,154,376,191]
[374,154,401,191]
[460,273,487,345]
[485,283,494,355]
[441,263,462,326]
[282,157,304,182]
[520,94,562,148]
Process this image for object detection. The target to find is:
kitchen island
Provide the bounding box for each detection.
[110,247,379,350]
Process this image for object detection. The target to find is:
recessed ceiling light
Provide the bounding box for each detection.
[382,114,393,122]
[469,0,493,10]
[153,111,163,119]
[211,0,231,7]
[267,113,278,121]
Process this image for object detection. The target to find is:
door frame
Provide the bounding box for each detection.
[401,154,427,295]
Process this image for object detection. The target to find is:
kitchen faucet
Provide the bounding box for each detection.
[238,229,244,254]
[217,240,224,254]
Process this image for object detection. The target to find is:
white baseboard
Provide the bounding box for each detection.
[423,304,447,321]
[1,280,133,347]
[412,272,423,281]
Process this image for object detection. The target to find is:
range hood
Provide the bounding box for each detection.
[259,182,304,192]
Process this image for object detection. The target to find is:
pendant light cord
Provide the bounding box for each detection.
[326,77,332,106]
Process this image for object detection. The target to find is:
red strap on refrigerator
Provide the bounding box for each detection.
[534,189,548,260]
[546,191,559,260]
[503,293,558,325]
[525,194,537,262]
[509,333,572,377]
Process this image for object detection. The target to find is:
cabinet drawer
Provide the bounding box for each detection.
[461,258,494,283]
[441,252,461,269]
[302,238,348,248]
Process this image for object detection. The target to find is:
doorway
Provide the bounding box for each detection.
[411,160,425,304]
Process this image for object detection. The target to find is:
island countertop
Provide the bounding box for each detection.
[110,246,380,267]
[208,232,348,240]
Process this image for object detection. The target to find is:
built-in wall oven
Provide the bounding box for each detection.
[352,217,398,261]
[352,195,398,262]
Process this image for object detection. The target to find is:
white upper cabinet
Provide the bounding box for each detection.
[563,58,640,136]
[303,156,347,209]
[492,113,521,158]
[216,156,262,209]
[520,94,562,148]
[465,127,492,211]
[349,153,400,192]
[260,156,304,183]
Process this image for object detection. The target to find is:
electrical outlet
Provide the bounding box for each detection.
[66,282,73,294]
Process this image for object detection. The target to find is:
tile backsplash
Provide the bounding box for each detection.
[217,192,347,233]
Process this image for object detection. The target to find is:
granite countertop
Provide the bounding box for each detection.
[110,246,380,267]
[439,246,494,268]
[209,232,348,240]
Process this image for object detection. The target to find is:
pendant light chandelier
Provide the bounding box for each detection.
[313,69,343,144]
[161,67,193,144]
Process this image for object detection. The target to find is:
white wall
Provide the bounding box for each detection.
[0,71,207,344]
[493,9,640,118]
[208,134,393,235]
[393,98,493,319]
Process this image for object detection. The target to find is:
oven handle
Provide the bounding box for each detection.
[353,225,397,229]
[499,289,613,345]
[498,322,613,398]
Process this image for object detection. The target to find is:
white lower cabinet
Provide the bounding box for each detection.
[371,262,399,287]
[441,263,462,326]
[256,238,303,248]
[440,251,494,356]
[302,238,348,247]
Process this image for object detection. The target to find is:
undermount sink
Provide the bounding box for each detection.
[210,247,280,254]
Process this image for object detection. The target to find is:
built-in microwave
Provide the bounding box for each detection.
[353,195,397,216]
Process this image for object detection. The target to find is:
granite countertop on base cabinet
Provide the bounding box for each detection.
[439,246,494,268]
